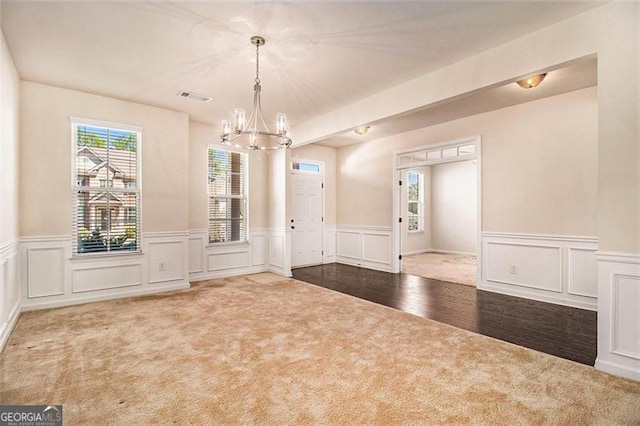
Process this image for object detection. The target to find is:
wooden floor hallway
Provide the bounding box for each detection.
[292,263,597,366]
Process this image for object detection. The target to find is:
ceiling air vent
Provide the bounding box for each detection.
[177,90,212,103]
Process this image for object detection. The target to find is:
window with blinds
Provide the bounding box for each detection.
[72,120,141,255]
[208,148,247,244]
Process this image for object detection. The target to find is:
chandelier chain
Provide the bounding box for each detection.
[255,42,260,85]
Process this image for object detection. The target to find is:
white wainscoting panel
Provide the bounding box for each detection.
[208,249,250,272]
[480,233,598,310]
[73,262,142,293]
[251,230,267,267]
[269,233,285,268]
[188,228,271,282]
[188,236,204,274]
[568,247,598,298]
[485,242,561,292]
[595,252,640,381]
[336,226,393,272]
[21,232,189,311]
[147,240,186,284]
[268,229,292,277]
[23,238,69,299]
[324,226,336,263]
[0,239,20,351]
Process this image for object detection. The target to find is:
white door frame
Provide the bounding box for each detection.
[290,158,325,268]
[392,136,482,286]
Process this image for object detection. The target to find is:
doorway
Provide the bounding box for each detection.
[393,137,481,286]
[290,160,324,268]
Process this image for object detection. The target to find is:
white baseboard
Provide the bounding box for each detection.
[428,249,476,256]
[595,358,640,382]
[21,281,190,312]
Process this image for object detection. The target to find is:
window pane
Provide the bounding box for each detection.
[75,189,138,253]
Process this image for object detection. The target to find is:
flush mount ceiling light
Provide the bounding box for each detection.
[516,73,547,89]
[354,126,370,135]
[220,36,291,150]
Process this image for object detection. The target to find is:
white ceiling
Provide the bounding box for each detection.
[0,1,603,145]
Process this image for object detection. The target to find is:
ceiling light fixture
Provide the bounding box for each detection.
[516,73,547,89]
[354,126,370,135]
[220,36,291,150]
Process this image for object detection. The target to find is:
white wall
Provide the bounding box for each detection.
[0,21,21,350]
[431,160,477,254]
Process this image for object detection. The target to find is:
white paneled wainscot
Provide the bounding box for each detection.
[188,228,291,281]
[20,232,189,310]
[0,240,20,350]
[480,233,598,310]
[595,252,640,381]
[336,226,393,272]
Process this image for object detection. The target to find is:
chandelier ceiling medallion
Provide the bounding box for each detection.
[221,36,292,150]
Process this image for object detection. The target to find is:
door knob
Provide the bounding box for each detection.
[291,226,295,230]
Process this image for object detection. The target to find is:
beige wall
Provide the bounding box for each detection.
[188,122,268,230]
[267,149,288,229]
[20,81,189,236]
[0,25,19,245]
[431,160,477,254]
[291,144,337,226]
[337,86,598,237]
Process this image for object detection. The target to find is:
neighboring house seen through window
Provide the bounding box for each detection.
[72,119,141,254]
[208,148,247,244]
[407,171,424,232]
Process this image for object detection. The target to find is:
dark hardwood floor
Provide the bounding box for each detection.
[292,263,597,366]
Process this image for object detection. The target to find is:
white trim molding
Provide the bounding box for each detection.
[336,225,393,272]
[480,232,598,310]
[20,232,190,311]
[0,239,21,351]
[595,251,640,381]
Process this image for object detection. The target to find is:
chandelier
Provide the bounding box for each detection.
[220,36,292,150]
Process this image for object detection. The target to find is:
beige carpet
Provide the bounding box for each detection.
[1,273,639,424]
[403,252,477,286]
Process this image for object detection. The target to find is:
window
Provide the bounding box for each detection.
[72,119,141,254]
[407,171,424,232]
[208,148,247,244]
[292,161,320,173]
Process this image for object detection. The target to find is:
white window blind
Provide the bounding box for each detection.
[208,148,247,244]
[72,122,141,254]
[407,171,424,232]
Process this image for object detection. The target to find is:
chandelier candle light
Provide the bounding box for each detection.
[221,36,292,150]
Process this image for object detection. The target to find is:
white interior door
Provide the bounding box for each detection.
[291,172,323,267]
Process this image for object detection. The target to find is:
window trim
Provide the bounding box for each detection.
[207,145,249,245]
[70,117,143,257]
